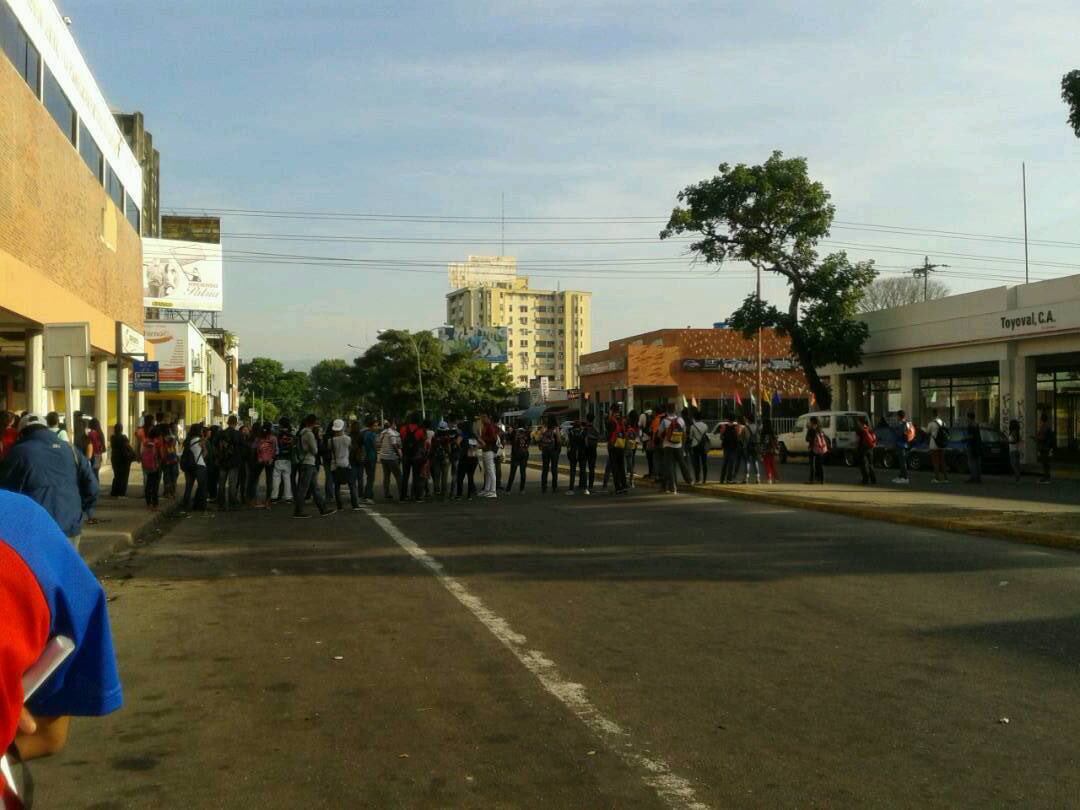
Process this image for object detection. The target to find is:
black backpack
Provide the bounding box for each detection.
[180,444,196,473]
[538,428,557,451]
[583,428,599,450]
[216,430,237,468]
[404,427,427,462]
[936,422,951,445]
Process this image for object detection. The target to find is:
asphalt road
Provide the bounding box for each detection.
[34,485,1080,808]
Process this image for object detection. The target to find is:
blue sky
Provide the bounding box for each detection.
[63,0,1080,369]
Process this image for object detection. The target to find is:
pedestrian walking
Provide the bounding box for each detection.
[806,415,826,484]
[962,412,983,483]
[0,413,98,549]
[273,417,295,503]
[377,420,403,499]
[660,405,691,493]
[478,413,500,499]
[1034,411,1055,483]
[537,416,561,493]
[926,410,950,484]
[294,414,335,518]
[855,415,877,485]
[892,410,914,484]
[181,424,209,512]
[687,410,710,484]
[1008,418,1022,482]
[109,423,134,497]
[215,415,244,510]
[504,421,531,493]
[253,421,278,507]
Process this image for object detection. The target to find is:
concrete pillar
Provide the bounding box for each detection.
[626,385,635,413]
[847,378,863,413]
[94,357,108,460]
[117,361,131,439]
[831,373,848,410]
[135,391,146,428]
[25,329,46,415]
[1015,354,1037,465]
[899,366,919,422]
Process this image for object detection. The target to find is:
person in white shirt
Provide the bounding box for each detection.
[181,425,209,512]
[328,418,359,511]
[925,410,950,484]
[660,405,693,493]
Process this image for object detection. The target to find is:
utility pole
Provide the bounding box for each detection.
[756,262,763,424]
[912,256,949,302]
[1022,162,1030,284]
[500,192,505,257]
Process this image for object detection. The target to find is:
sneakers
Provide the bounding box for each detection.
[583,489,591,496]
[480,492,497,499]
[891,477,910,484]
[293,513,311,519]
[352,506,364,511]
[565,490,576,496]
[320,509,338,517]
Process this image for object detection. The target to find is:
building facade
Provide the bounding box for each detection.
[114,111,160,237]
[0,0,145,435]
[579,327,810,422]
[820,274,1080,462]
[445,256,591,389]
[143,320,229,429]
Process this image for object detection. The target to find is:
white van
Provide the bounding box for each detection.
[777,411,870,465]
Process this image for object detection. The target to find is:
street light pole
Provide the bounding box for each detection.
[408,333,426,419]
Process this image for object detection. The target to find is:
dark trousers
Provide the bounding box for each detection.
[163,464,179,497]
[495,456,503,491]
[567,451,579,489]
[111,461,131,496]
[646,447,656,477]
[966,448,982,482]
[691,444,708,482]
[610,446,627,492]
[506,455,528,491]
[295,463,329,514]
[401,458,422,500]
[576,447,597,491]
[362,460,376,499]
[331,468,359,509]
[381,459,401,498]
[207,464,220,499]
[895,447,909,479]
[183,466,207,511]
[857,448,876,484]
[541,450,560,492]
[455,456,478,497]
[144,467,161,506]
[809,453,825,483]
[432,458,450,498]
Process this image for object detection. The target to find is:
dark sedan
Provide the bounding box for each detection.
[876,425,1012,474]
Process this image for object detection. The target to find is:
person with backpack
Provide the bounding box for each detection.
[161,426,181,499]
[214,415,244,511]
[399,413,428,502]
[660,405,691,493]
[719,421,739,484]
[430,421,453,500]
[647,407,665,485]
[349,420,368,504]
[607,410,629,495]
[180,424,209,512]
[109,422,135,498]
[293,414,335,518]
[575,414,600,495]
[623,409,640,489]
[273,417,295,503]
[762,423,780,484]
[454,421,480,500]
[742,415,762,484]
[564,420,583,493]
[251,421,278,508]
[687,410,710,484]
[892,410,915,485]
[536,416,561,493]
[359,416,379,503]
[1034,410,1055,483]
[139,421,164,511]
[1007,418,1022,483]
[377,420,403,500]
[964,411,983,484]
[926,410,951,484]
[855,415,878,485]
[806,415,827,484]
[503,421,531,494]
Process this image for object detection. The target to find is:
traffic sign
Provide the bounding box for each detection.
[132,360,160,392]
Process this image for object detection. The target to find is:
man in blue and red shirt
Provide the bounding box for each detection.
[0,490,122,805]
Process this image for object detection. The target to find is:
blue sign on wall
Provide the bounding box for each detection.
[132,360,160,392]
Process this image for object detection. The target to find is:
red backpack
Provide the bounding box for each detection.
[141,439,159,471]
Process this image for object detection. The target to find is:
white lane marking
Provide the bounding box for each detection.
[365,508,711,810]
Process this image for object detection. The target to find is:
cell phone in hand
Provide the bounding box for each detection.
[22,636,75,701]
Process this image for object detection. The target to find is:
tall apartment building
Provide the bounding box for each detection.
[445,256,591,389]
[114,111,160,237]
[1,0,146,434]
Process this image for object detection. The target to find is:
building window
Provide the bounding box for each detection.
[1,4,39,96]
[125,192,140,232]
[42,67,76,145]
[105,165,124,210]
[78,121,104,183]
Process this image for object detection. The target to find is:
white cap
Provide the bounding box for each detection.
[332,418,345,432]
[17,413,43,433]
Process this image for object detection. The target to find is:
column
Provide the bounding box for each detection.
[899,366,919,422]
[1013,353,1037,464]
[135,391,146,429]
[25,329,46,415]
[831,373,848,410]
[117,360,131,438]
[626,385,635,414]
[94,357,108,460]
[847,378,863,413]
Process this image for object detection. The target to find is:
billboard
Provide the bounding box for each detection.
[144,322,188,382]
[438,326,508,363]
[143,237,223,312]
[680,357,799,372]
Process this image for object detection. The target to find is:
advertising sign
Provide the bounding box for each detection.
[132,361,160,392]
[142,238,223,312]
[681,357,798,372]
[144,323,188,382]
[438,325,508,363]
[118,322,145,357]
[43,323,90,389]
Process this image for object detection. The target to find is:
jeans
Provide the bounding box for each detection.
[351,461,366,501]
[625,449,637,487]
[808,453,825,483]
[255,463,274,502]
[541,449,560,492]
[744,454,761,483]
[183,466,208,511]
[272,459,293,500]
[323,459,335,501]
[967,447,982,482]
[381,459,402,498]
[690,444,708,482]
[163,464,179,497]
[610,446,627,492]
[294,463,329,514]
[494,455,503,491]
[144,467,161,506]
[506,455,528,491]
[645,447,655,477]
[895,447,909,479]
[1010,449,1022,481]
[481,451,497,495]
[331,466,359,509]
[662,447,691,492]
[575,447,597,491]
[857,448,876,484]
[431,457,450,498]
[363,460,376,500]
[111,461,131,497]
[218,466,241,509]
[721,449,741,483]
[456,456,478,497]
[567,451,578,489]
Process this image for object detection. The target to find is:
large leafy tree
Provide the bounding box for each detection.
[309,359,353,419]
[661,151,876,409]
[1063,70,1080,138]
[858,275,949,312]
[237,357,313,421]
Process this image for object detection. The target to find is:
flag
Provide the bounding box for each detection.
[809,391,816,407]
[772,391,782,406]
[681,394,689,410]
[691,396,699,408]
[734,390,742,407]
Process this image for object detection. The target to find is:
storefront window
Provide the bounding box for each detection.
[863,378,900,422]
[1037,370,1080,454]
[919,376,998,427]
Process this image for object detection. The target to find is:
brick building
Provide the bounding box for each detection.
[578,327,811,421]
[0,0,146,434]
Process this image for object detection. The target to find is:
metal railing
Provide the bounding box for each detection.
[769,417,797,435]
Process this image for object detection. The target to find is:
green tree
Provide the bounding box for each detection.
[309,359,353,419]
[661,151,876,409]
[1063,70,1080,138]
[237,357,314,421]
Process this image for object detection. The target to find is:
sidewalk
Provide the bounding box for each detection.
[80,465,181,567]
[530,457,1080,552]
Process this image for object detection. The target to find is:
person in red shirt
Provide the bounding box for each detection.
[0,412,18,462]
[607,407,629,495]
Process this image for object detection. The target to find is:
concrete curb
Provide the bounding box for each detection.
[81,503,181,568]
[526,461,1080,553]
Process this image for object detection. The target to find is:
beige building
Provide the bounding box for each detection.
[446,256,591,389]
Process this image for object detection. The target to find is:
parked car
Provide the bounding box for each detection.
[873,425,931,470]
[706,421,738,455]
[778,411,870,465]
[909,425,1012,474]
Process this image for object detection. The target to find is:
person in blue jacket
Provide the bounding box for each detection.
[0,413,98,549]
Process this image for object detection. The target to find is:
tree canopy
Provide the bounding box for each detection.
[661,151,876,410]
[858,275,950,313]
[1063,70,1080,138]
